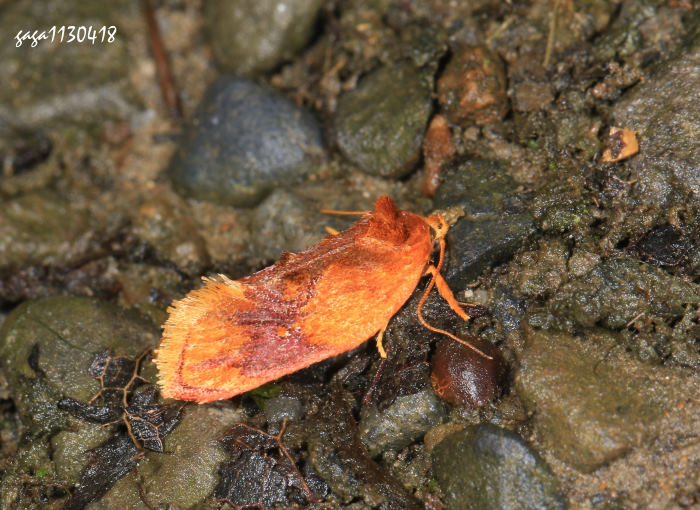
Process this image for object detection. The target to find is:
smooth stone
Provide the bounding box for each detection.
[516,329,672,472]
[205,0,323,76]
[434,159,535,287]
[0,297,158,436]
[335,61,432,178]
[611,30,700,198]
[359,388,447,458]
[51,421,114,484]
[92,404,242,509]
[262,395,304,423]
[432,424,565,510]
[167,77,324,207]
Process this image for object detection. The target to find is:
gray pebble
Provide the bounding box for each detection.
[167,77,324,207]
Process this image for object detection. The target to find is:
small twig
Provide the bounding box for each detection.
[625,312,645,329]
[142,0,183,118]
[487,15,514,44]
[138,480,158,510]
[611,175,638,186]
[543,0,560,67]
[362,358,386,406]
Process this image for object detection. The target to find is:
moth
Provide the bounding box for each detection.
[155,196,486,402]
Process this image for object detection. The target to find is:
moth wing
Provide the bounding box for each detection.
[155,276,260,402]
[155,275,338,402]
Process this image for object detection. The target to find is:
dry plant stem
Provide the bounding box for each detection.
[543,0,560,67]
[362,357,387,406]
[142,0,183,118]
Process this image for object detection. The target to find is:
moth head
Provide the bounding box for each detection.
[424,213,449,242]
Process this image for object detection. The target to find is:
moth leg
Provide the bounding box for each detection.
[375,325,388,358]
[423,265,470,322]
[325,226,340,236]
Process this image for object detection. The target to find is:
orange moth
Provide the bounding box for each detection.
[155,196,487,402]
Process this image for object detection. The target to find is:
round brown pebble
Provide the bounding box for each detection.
[430,338,507,407]
[437,46,508,126]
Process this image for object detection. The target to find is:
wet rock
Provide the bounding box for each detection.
[335,61,432,178]
[263,395,304,423]
[205,0,323,76]
[167,77,324,207]
[432,424,565,510]
[590,1,662,63]
[635,224,691,267]
[130,189,211,275]
[551,257,699,330]
[251,189,327,263]
[435,159,517,217]
[512,81,554,113]
[188,200,253,269]
[0,256,122,305]
[93,404,241,509]
[307,386,422,508]
[441,210,533,284]
[51,421,113,484]
[430,339,507,408]
[567,244,601,278]
[437,46,508,126]
[0,190,115,272]
[115,263,186,322]
[0,128,55,198]
[549,90,602,158]
[491,286,527,342]
[0,2,136,126]
[359,388,447,458]
[434,159,535,287]
[530,179,590,234]
[611,30,700,197]
[516,329,672,472]
[0,297,158,435]
[0,439,56,509]
[513,238,569,298]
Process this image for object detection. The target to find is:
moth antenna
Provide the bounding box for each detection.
[416,237,493,360]
[319,208,368,216]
